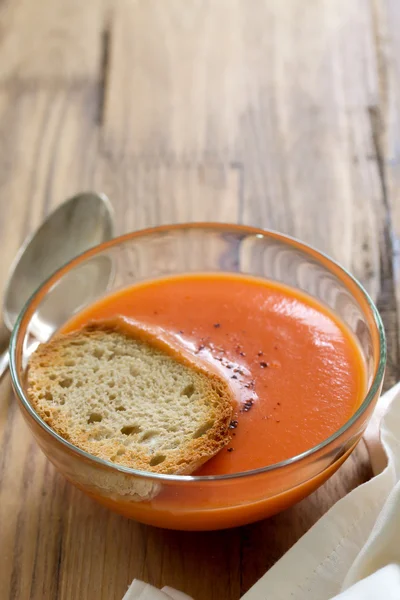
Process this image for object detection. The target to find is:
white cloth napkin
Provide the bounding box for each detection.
[123,580,193,599]
[125,383,400,600]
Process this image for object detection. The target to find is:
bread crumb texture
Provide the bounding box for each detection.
[27,322,233,474]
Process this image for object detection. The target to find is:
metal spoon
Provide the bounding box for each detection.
[0,192,114,379]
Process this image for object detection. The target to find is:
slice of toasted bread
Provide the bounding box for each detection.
[27,321,233,474]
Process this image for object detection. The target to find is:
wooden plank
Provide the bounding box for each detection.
[102,0,247,160]
[0,0,102,82]
[94,160,241,231]
[0,2,104,591]
[237,0,382,293]
[0,85,100,299]
[373,0,400,386]
[0,84,101,600]
[229,0,385,592]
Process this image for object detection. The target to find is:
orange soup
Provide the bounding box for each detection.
[63,273,366,474]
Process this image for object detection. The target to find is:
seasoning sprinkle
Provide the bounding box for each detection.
[213,323,221,328]
[243,399,254,412]
[227,447,234,453]
[239,351,246,357]
[233,367,244,375]
[260,361,268,368]
[229,420,239,429]
[258,350,263,356]
[244,380,255,389]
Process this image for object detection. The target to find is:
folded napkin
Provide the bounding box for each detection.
[125,383,400,600]
[123,580,192,599]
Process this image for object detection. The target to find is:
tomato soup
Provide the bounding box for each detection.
[62,273,366,475]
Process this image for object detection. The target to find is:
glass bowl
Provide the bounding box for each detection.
[9,224,386,531]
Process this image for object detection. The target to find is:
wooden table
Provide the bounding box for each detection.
[1,1,399,599]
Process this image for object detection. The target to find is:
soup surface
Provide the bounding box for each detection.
[63,273,367,475]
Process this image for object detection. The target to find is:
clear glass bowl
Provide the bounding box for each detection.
[10,224,386,531]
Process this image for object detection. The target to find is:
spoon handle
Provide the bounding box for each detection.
[0,349,9,380]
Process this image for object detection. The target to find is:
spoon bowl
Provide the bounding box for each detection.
[3,192,114,330]
[0,192,114,378]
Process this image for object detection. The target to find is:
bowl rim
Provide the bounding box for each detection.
[9,222,386,483]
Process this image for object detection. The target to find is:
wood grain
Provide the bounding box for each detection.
[373,0,400,387]
[0,1,398,599]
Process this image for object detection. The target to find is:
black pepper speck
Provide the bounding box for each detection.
[244,380,255,389]
[242,399,254,412]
